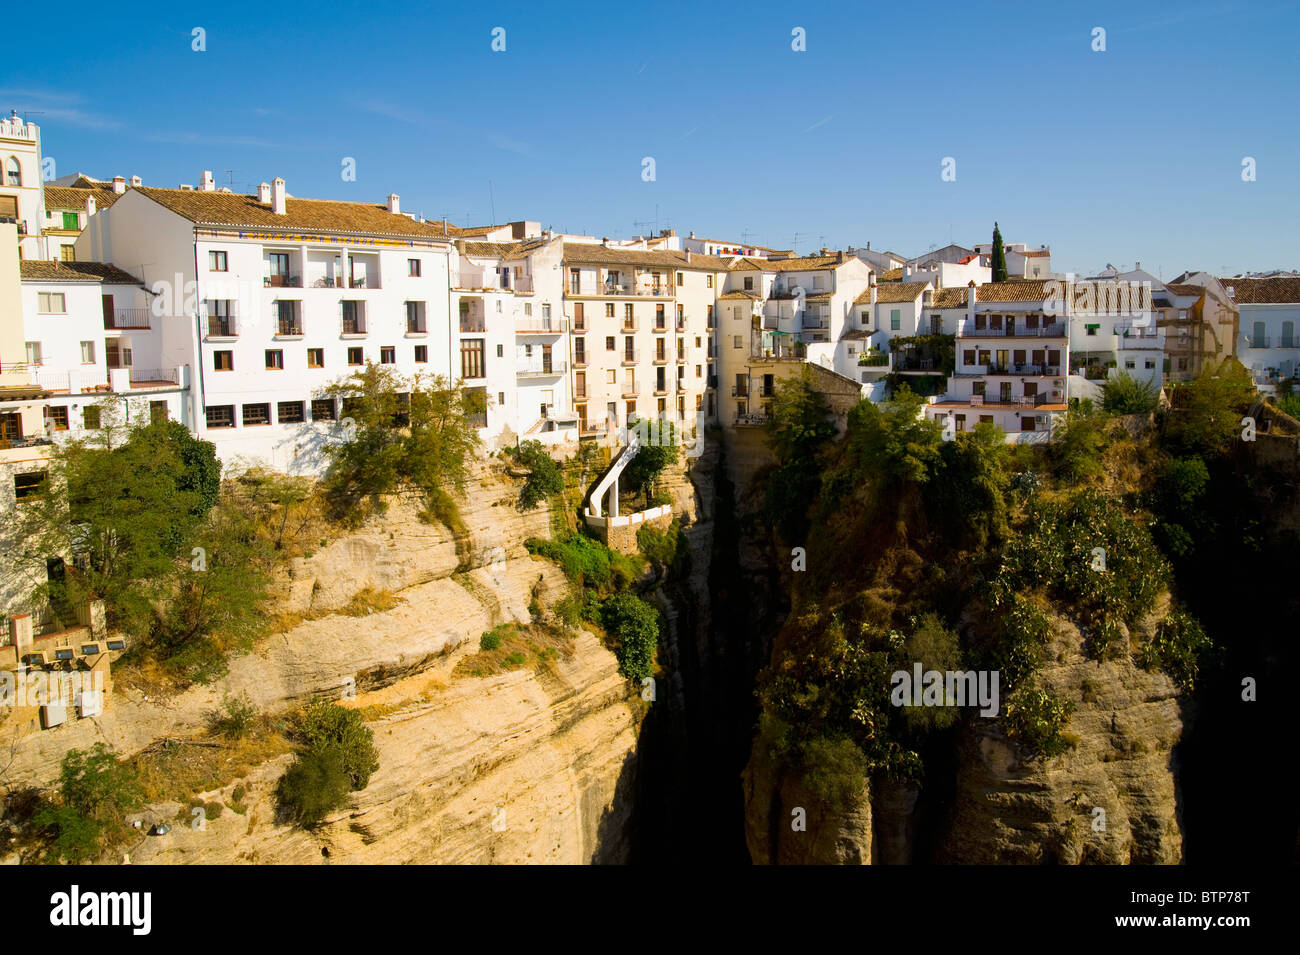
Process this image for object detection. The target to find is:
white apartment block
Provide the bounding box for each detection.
[19,260,189,439]
[925,280,1070,443]
[971,241,1054,278]
[716,252,872,424]
[76,177,458,475]
[1222,276,1300,391]
[562,244,723,439]
[40,176,126,262]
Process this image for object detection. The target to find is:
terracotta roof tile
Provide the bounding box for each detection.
[134,187,456,239]
[43,185,121,211]
[719,290,762,300]
[20,260,143,285]
[561,243,726,271]
[728,254,845,273]
[877,267,904,281]
[1218,277,1300,304]
[856,282,928,305]
[1165,283,1205,298]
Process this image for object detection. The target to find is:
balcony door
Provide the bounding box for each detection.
[269,252,290,286]
[999,381,1012,403]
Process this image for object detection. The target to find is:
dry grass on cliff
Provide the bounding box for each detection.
[452,621,575,679]
[130,719,293,805]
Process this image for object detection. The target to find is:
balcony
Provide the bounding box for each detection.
[652,351,670,365]
[960,321,1067,338]
[206,317,236,338]
[573,354,589,367]
[459,317,486,333]
[516,317,567,334]
[1118,332,1164,350]
[730,385,747,397]
[621,383,639,398]
[128,368,180,388]
[859,353,891,367]
[104,307,151,330]
[275,319,304,337]
[310,276,345,288]
[1247,336,1271,348]
[341,318,368,337]
[264,275,303,288]
[622,349,641,365]
[1281,337,1298,349]
[453,271,533,293]
[516,360,566,378]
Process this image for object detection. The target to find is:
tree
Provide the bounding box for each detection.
[1164,360,1255,456]
[277,701,380,828]
[1100,371,1159,415]
[298,701,380,790]
[322,364,483,524]
[622,418,680,504]
[763,368,837,539]
[991,222,1008,283]
[845,385,943,486]
[602,593,660,681]
[33,743,143,862]
[514,440,564,510]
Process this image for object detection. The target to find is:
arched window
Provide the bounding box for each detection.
[4,157,20,186]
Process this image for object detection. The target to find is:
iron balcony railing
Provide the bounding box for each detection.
[960,322,1067,338]
[104,307,151,329]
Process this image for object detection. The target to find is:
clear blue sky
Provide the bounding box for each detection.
[4,0,1297,276]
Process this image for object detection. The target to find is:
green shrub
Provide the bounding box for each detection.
[637,519,690,575]
[31,743,144,863]
[503,651,527,667]
[1100,371,1158,415]
[297,701,379,790]
[1003,684,1074,758]
[480,630,503,651]
[276,745,352,827]
[526,531,638,593]
[601,593,660,681]
[514,440,565,510]
[208,692,258,739]
[1136,607,1213,691]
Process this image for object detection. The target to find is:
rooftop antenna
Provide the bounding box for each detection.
[488,179,496,225]
[224,169,240,190]
[792,232,803,251]
[740,230,756,245]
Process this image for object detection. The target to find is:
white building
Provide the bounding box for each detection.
[77,177,458,474]
[971,240,1053,278]
[925,280,1070,442]
[1221,276,1300,390]
[0,113,46,260]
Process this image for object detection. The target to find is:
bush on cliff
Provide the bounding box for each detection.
[601,593,660,681]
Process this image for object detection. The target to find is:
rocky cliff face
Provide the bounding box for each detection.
[940,607,1183,864]
[742,601,1185,865]
[2,456,644,864]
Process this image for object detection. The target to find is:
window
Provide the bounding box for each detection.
[60,245,75,262]
[403,300,425,334]
[380,346,396,364]
[342,300,365,334]
[46,406,69,431]
[205,299,236,336]
[206,405,235,429]
[707,275,714,288]
[408,258,421,277]
[209,250,228,271]
[890,309,901,331]
[606,369,616,385]
[743,276,754,290]
[696,364,702,377]
[573,303,585,329]
[265,349,284,369]
[496,344,504,358]
[275,300,301,336]
[1085,323,1099,336]
[733,335,742,348]
[62,211,79,230]
[83,406,101,429]
[656,304,666,329]
[80,341,95,363]
[5,157,21,186]
[213,350,233,371]
[1145,359,1155,369]
[461,339,486,379]
[576,371,586,398]
[605,303,615,318]
[677,271,684,286]
[347,347,363,366]
[625,303,633,322]
[414,345,428,363]
[14,472,47,501]
[38,292,66,314]
[605,336,615,351]
[307,348,324,368]
[277,401,305,423]
[542,303,551,320]
[307,399,334,422]
[1125,359,1135,369]
[243,403,271,426]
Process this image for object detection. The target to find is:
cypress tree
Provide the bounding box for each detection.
[991,222,1008,282]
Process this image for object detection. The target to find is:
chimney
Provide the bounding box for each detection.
[685,250,692,262]
[689,231,695,239]
[111,176,126,194]
[967,280,978,323]
[387,194,400,215]
[1135,261,1141,271]
[257,182,271,204]
[866,241,871,251]
[129,175,142,188]
[201,170,215,191]
[85,195,96,218]
[271,177,286,215]
[836,250,845,264]
[869,281,878,306]
[10,613,33,656]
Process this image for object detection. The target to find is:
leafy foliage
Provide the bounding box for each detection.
[321,363,483,524]
[32,743,144,863]
[297,700,380,790]
[277,701,379,828]
[512,440,564,510]
[637,519,690,576]
[526,531,638,593]
[1100,371,1159,415]
[1136,606,1213,691]
[622,418,681,504]
[1163,360,1255,456]
[601,592,660,681]
[845,386,943,487]
[762,368,837,540]
[1002,683,1073,758]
